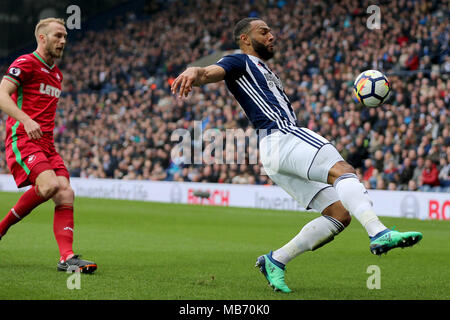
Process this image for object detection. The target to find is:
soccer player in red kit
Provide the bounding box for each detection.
[0,18,97,273]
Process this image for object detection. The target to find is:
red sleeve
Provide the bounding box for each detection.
[3,56,33,87]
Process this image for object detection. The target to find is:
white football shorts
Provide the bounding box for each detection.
[259,127,344,213]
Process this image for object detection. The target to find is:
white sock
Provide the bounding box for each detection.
[334,173,386,237]
[272,215,345,265]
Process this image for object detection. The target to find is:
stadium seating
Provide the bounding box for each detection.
[0,0,448,192]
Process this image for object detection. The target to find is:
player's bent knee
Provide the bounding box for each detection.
[322,201,351,227]
[328,161,356,185]
[308,144,345,184]
[333,161,356,175]
[330,211,351,228]
[38,181,60,199]
[54,185,74,203]
[340,212,352,227]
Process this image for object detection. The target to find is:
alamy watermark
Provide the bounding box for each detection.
[366,5,381,30]
[66,5,81,30]
[66,267,81,290]
[170,121,280,174]
[366,265,381,289]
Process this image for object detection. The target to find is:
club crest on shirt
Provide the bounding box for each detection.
[8,67,21,77]
[27,154,36,164]
[264,72,283,91]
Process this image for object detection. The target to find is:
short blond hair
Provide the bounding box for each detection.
[35,18,65,42]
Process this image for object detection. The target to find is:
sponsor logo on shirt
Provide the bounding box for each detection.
[39,83,61,98]
[263,72,283,91]
[41,67,50,74]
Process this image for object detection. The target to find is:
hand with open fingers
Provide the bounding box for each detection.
[171,67,199,98]
[23,118,43,140]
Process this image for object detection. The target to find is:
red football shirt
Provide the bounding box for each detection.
[3,51,63,144]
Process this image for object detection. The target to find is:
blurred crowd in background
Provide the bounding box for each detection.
[1,0,449,192]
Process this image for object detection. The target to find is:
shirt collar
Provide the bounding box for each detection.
[32,51,55,69]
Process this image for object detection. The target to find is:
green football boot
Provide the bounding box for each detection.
[255,251,292,293]
[370,228,423,255]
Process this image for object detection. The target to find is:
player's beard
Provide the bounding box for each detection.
[46,43,64,59]
[251,38,274,61]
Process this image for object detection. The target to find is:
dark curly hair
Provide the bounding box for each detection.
[233,17,260,45]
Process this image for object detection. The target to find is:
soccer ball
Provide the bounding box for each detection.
[353,70,391,107]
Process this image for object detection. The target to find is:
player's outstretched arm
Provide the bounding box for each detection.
[0,78,43,139]
[171,65,226,98]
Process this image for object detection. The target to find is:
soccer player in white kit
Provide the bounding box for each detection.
[171,18,422,293]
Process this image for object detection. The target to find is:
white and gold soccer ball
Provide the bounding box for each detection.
[353,70,391,107]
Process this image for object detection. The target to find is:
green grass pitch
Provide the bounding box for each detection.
[0,191,449,300]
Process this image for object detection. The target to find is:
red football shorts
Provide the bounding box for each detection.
[5,133,70,188]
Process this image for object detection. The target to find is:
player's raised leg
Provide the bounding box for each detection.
[328,161,386,237]
[52,175,97,273]
[328,161,423,255]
